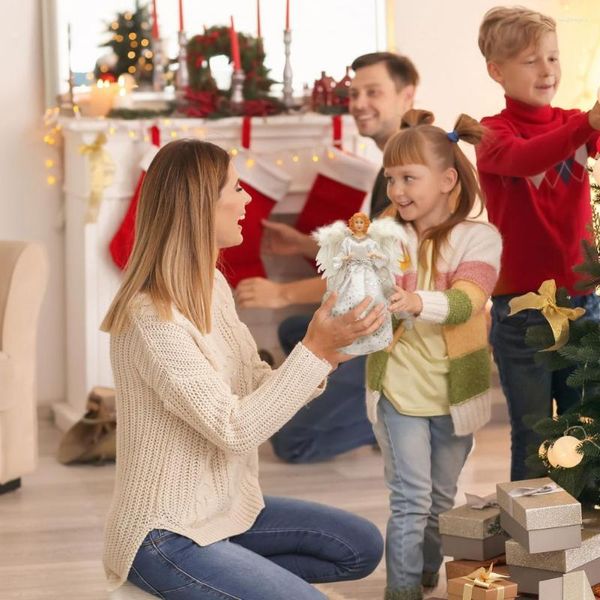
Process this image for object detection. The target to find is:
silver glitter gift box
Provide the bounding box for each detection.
[496,477,582,554]
[505,528,600,594]
[538,571,595,600]
[440,500,508,561]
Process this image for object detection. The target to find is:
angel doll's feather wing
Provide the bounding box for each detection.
[312,221,349,280]
[368,217,408,279]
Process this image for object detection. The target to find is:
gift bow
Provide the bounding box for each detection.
[465,492,498,510]
[508,279,585,351]
[79,133,115,224]
[508,482,561,498]
[462,563,510,600]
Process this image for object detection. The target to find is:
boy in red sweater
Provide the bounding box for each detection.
[476,6,600,481]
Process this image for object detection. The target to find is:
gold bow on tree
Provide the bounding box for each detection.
[508,279,585,351]
[79,133,115,224]
[463,563,510,600]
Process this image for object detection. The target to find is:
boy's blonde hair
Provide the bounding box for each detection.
[478,6,556,63]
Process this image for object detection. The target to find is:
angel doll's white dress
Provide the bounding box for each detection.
[314,218,407,356]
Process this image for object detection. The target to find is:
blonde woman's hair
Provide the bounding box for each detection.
[478,6,556,63]
[348,212,371,233]
[101,139,230,335]
[382,109,486,270]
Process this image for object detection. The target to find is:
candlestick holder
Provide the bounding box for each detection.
[152,37,167,92]
[282,29,294,108]
[175,30,189,92]
[230,69,245,113]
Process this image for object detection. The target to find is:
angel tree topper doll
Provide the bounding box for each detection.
[314,212,408,355]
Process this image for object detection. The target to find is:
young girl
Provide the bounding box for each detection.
[100,139,384,599]
[366,110,502,600]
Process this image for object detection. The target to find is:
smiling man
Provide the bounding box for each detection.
[236,53,419,311]
[233,53,419,464]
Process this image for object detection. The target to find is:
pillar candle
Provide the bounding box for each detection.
[257,0,261,38]
[229,16,242,71]
[88,80,117,117]
[151,0,159,38]
[178,0,184,32]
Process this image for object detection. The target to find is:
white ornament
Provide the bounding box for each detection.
[550,435,583,468]
[547,444,560,467]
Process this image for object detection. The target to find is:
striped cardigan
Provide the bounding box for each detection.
[366,220,502,436]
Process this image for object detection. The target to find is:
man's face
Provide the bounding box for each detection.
[488,31,560,107]
[349,62,415,149]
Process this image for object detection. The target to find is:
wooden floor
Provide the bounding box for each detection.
[0,404,511,600]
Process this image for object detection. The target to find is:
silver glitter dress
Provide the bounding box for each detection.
[329,235,393,355]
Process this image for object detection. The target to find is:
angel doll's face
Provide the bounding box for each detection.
[351,217,368,234]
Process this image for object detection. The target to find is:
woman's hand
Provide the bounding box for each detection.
[389,285,423,316]
[302,293,386,368]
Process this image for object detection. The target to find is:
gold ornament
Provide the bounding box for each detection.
[509,279,585,351]
[550,435,584,468]
[538,441,549,459]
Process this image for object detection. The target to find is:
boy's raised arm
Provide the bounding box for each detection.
[477,107,600,177]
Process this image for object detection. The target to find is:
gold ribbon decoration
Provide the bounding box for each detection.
[79,133,115,224]
[462,563,510,600]
[508,279,585,351]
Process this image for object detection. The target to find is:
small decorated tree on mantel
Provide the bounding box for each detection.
[525,165,600,505]
[94,0,154,84]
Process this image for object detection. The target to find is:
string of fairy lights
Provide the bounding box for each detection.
[42,110,369,189]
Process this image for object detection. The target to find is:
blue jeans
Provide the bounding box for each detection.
[270,314,376,463]
[127,496,383,600]
[490,293,600,481]
[372,395,473,597]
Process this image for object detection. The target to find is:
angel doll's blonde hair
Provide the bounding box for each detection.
[348,212,371,234]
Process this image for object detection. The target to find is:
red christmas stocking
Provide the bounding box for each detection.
[109,126,161,269]
[295,146,379,237]
[220,149,291,287]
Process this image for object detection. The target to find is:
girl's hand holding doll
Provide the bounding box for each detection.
[389,285,423,316]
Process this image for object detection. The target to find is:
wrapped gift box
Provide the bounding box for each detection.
[538,571,595,600]
[445,556,507,581]
[496,477,581,553]
[447,572,518,599]
[506,529,600,594]
[440,501,508,561]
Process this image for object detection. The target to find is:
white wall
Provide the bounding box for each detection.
[0,0,65,406]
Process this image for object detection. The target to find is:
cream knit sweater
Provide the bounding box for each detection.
[103,270,331,589]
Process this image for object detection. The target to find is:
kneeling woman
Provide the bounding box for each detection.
[101,139,384,600]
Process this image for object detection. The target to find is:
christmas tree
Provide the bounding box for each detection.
[525,167,600,505]
[94,1,153,84]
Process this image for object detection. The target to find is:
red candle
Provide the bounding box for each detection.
[257,0,261,38]
[178,0,184,32]
[151,0,159,38]
[285,0,290,30]
[229,16,242,71]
